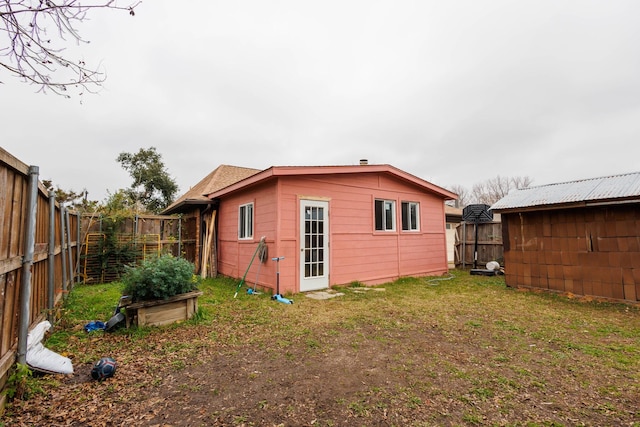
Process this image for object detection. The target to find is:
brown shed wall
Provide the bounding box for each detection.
[501,205,640,302]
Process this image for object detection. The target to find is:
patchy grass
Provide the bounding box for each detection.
[4,270,640,426]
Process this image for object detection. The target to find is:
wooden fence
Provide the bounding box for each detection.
[78,213,191,283]
[0,147,80,408]
[454,221,504,268]
[0,147,203,409]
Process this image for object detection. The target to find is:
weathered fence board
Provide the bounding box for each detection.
[0,148,79,410]
[454,221,504,268]
[79,214,184,283]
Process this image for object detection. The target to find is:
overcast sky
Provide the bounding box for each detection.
[3,1,640,202]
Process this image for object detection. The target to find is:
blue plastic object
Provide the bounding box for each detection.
[273,294,293,304]
[84,321,106,332]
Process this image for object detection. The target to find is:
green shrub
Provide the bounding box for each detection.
[6,363,31,400]
[121,255,199,301]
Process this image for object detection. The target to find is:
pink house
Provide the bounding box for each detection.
[207,163,457,295]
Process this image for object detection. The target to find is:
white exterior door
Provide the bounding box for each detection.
[299,200,329,291]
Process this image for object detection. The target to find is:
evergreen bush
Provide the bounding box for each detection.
[121,255,199,301]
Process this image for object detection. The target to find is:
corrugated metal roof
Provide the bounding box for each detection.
[491,171,640,211]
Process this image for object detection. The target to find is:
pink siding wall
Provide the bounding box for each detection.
[217,172,449,294]
[289,174,448,286]
[217,182,280,291]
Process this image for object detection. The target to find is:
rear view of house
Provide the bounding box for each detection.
[163,165,261,276]
[209,163,457,294]
[492,172,640,303]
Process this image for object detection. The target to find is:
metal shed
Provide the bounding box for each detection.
[491,172,640,303]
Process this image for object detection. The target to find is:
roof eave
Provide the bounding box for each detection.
[161,199,217,215]
[493,196,640,214]
[207,165,458,200]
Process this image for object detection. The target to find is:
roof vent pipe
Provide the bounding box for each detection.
[359,159,368,165]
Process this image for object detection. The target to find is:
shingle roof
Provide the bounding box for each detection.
[163,165,261,214]
[491,171,640,212]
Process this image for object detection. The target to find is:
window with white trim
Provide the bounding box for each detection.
[374,199,396,231]
[238,203,254,239]
[401,201,420,231]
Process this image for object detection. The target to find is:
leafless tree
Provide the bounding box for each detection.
[446,184,471,208]
[472,175,532,206]
[1,0,139,97]
[510,175,533,191]
[447,175,533,208]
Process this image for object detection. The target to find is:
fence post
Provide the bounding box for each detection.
[60,204,68,297]
[48,191,56,322]
[65,209,73,290]
[76,211,81,284]
[462,223,466,267]
[178,215,182,257]
[17,166,39,365]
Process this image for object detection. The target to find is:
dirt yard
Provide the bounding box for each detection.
[3,273,639,426]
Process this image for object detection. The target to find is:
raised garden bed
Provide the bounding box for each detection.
[124,291,203,328]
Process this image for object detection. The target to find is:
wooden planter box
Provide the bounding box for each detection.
[124,291,203,328]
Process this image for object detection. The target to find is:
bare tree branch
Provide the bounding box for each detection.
[470,175,533,206]
[446,184,470,208]
[1,0,140,97]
